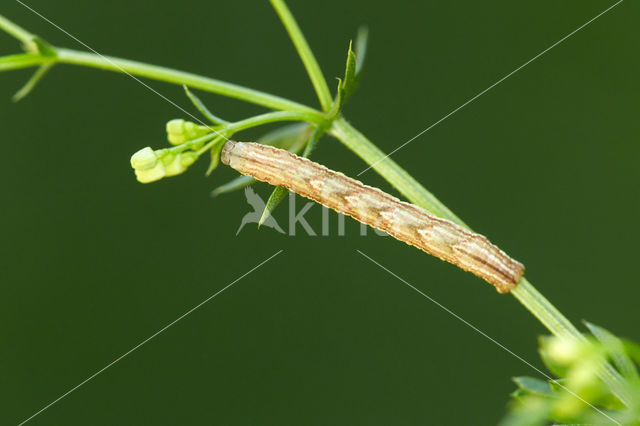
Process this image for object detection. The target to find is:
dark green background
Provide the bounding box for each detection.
[1,1,638,424]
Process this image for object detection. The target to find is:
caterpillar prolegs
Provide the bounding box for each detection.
[221,141,524,293]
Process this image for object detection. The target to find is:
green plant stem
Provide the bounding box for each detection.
[196,111,326,157]
[330,117,468,227]
[0,47,322,119]
[330,115,629,405]
[0,53,48,71]
[228,110,326,132]
[511,279,580,340]
[55,48,322,118]
[1,11,628,405]
[269,0,333,111]
[0,13,33,43]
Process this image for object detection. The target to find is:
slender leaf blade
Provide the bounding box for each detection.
[585,322,639,382]
[0,53,43,71]
[211,175,255,197]
[258,186,289,228]
[302,125,324,158]
[512,376,555,398]
[260,122,311,152]
[13,62,54,102]
[183,85,228,125]
[337,41,357,108]
[354,26,368,75]
[206,140,226,176]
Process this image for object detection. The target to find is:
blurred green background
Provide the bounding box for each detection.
[1,0,638,424]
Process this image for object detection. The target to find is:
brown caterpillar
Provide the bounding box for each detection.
[221,141,524,293]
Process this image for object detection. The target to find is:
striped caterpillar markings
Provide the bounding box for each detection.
[221,141,524,293]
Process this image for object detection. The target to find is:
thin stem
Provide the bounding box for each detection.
[0,13,34,43]
[0,53,48,71]
[55,48,323,118]
[227,110,326,133]
[511,278,580,340]
[0,12,321,116]
[197,136,226,157]
[332,115,583,342]
[269,0,333,112]
[330,116,468,227]
[166,133,219,154]
[2,9,629,407]
[330,115,629,405]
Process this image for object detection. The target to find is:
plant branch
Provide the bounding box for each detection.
[54,48,323,118]
[269,0,333,112]
[0,53,48,71]
[329,115,629,405]
[227,110,327,133]
[330,117,468,227]
[0,13,34,44]
[0,12,323,119]
[2,9,629,407]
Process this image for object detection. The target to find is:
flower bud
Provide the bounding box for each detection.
[163,151,198,177]
[180,151,197,168]
[130,147,158,170]
[131,147,167,183]
[545,337,584,366]
[134,162,166,183]
[166,119,209,146]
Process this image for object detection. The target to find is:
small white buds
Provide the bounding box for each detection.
[130,147,165,183]
[130,147,157,170]
[130,147,197,183]
[166,119,209,147]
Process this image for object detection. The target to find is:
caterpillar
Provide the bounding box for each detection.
[221,141,524,293]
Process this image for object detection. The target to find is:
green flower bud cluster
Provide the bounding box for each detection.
[166,119,210,148]
[544,338,607,420]
[130,147,197,183]
[504,330,640,426]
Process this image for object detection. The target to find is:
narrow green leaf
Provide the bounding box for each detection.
[512,376,555,397]
[329,78,343,117]
[258,186,289,228]
[183,85,228,125]
[343,41,357,92]
[337,41,357,108]
[354,26,369,75]
[206,140,226,176]
[585,322,639,381]
[302,125,324,158]
[211,175,255,197]
[257,122,311,152]
[13,62,54,102]
[547,378,567,393]
[0,53,43,71]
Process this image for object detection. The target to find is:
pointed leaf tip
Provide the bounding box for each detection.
[183,85,228,125]
[12,62,53,102]
[338,42,357,106]
[355,26,369,75]
[206,139,226,176]
[585,321,639,382]
[259,186,288,228]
